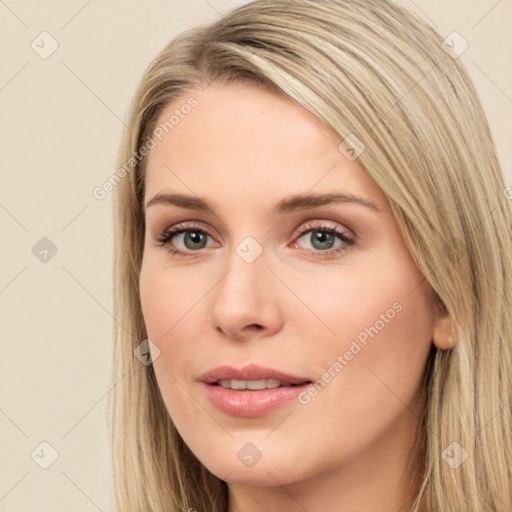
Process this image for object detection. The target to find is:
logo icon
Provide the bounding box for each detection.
[31,441,59,469]
[134,339,161,366]
[32,237,58,263]
[31,32,59,59]
[338,134,366,161]
[236,442,263,468]
[441,441,469,469]
[236,236,263,264]
[441,32,469,59]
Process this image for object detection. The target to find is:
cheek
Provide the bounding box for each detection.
[139,261,202,430]
[139,255,215,407]
[293,253,434,428]
[280,250,433,355]
[139,254,208,341]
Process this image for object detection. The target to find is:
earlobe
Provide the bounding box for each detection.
[432,313,456,350]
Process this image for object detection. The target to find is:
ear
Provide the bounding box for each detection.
[432,312,456,350]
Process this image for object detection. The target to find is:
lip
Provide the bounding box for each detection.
[200,363,311,385]
[199,364,313,418]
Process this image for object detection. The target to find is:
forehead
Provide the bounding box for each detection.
[143,83,386,211]
[149,83,338,160]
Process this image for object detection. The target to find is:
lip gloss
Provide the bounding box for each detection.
[202,383,311,417]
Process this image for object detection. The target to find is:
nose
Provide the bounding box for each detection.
[209,246,283,341]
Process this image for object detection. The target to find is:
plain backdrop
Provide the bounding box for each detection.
[1,1,511,510]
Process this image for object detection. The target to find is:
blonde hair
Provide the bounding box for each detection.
[109,1,512,510]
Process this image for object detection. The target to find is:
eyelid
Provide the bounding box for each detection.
[290,219,354,242]
[153,221,218,247]
[289,220,355,257]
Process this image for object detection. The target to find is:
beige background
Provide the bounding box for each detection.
[1,1,510,510]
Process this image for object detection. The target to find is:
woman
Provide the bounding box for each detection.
[110,1,512,510]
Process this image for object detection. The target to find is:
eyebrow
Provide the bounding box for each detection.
[145,191,380,214]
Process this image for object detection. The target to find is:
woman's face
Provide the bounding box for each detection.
[139,83,435,490]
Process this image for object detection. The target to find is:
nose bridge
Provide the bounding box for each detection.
[218,234,268,305]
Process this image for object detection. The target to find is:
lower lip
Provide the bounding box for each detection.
[202,383,310,417]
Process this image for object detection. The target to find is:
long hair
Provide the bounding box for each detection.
[109,1,512,510]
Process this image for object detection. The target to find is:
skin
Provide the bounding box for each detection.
[139,83,444,511]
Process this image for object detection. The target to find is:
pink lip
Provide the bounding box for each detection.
[200,363,311,385]
[199,364,312,418]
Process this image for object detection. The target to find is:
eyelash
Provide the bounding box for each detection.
[154,220,355,258]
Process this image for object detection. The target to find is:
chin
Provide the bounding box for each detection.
[208,460,305,487]
[189,438,314,487]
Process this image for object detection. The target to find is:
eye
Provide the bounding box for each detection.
[154,220,355,258]
[154,221,218,257]
[290,220,355,257]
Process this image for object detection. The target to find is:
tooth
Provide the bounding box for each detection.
[247,379,267,390]
[217,379,296,389]
[230,379,247,390]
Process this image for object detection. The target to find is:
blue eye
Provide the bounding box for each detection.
[155,222,215,256]
[288,220,355,258]
[292,225,354,255]
[155,220,355,258]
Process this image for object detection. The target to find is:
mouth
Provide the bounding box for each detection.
[212,379,308,390]
[200,363,312,387]
[199,364,313,417]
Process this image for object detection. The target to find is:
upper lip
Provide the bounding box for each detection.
[200,364,312,385]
